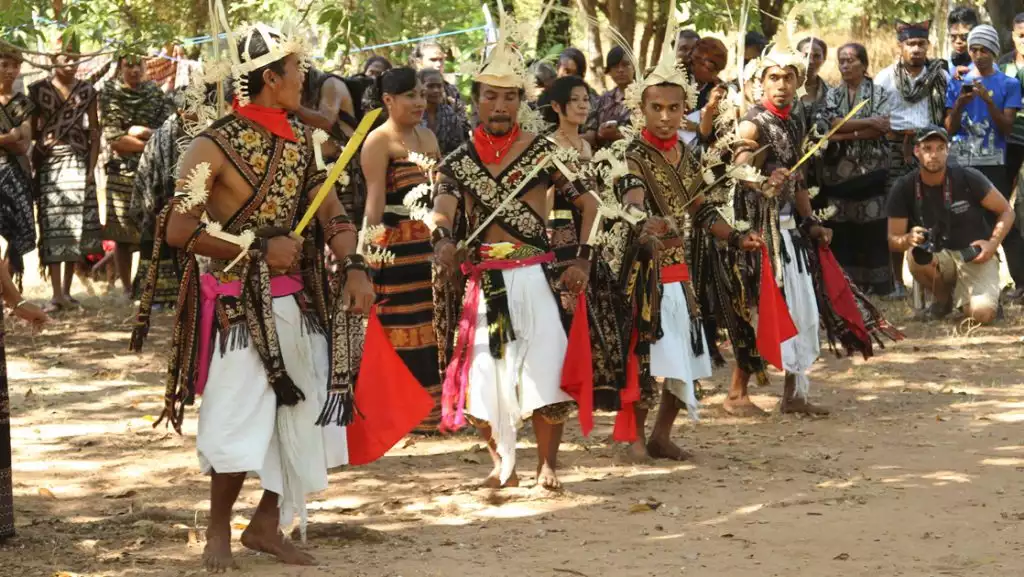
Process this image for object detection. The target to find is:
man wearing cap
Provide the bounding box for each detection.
[887,126,1015,323]
[944,23,1024,298]
[875,20,951,298]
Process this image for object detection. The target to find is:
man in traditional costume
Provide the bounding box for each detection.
[100,54,175,296]
[613,24,762,461]
[134,19,374,570]
[430,5,598,490]
[727,48,833,416]
[30,39,103,311]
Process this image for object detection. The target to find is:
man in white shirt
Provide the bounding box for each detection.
[875,20,950,297]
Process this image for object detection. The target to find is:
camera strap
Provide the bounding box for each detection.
[914,170,953,237]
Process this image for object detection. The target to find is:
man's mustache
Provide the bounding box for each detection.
[489,116,512,123]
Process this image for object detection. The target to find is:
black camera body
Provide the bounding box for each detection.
[912,228,944,265]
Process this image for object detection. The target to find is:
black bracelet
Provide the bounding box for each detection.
[800,215,822,235]
[430,226,453,247]
[575,244,595,263]
[728,229,745,249]
[342,253,369,273]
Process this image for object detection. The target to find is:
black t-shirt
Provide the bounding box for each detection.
[886,166,994,251]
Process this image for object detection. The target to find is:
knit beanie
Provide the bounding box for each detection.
[967,25,1000,57]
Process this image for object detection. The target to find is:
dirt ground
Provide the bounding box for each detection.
[2,267,1024,577]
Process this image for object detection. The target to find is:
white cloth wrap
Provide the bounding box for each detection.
[650,281,713,421]
[778,222,821,399]
[197,296,348,539]
[466,264,572,484]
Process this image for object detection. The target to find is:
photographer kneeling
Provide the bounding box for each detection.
[887,126,1015,323]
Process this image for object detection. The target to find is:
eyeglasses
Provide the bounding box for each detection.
[951,33,969,41]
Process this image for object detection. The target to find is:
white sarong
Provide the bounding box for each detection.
[465,264,572,484]
[779,224,821,399]
[197,296,348,536]
[650,281,713,420]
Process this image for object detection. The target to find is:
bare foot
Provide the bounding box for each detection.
[780,397,830,416]
[240,523,315,566]
[618,440,653,464]
[44,298,70,314]
[646,438,693,461]
[723,396,768,417]
[536,463,562,491]
[482,466,519,489]
[203,526,237,573]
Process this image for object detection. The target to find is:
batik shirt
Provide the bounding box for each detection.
[422,102,471,156]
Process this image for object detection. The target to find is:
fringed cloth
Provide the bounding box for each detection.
[690,216,769,384]
[0,306,12,540]
[133,212,362,434]
[440,242,556,432]
[617,227,662,406]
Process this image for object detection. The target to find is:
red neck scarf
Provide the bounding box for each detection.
[473,124,521,164]
[761,97,793,121]
[232,98,297,142]
[641,128,679,152]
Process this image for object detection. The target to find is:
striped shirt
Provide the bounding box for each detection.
[875,64,950,131]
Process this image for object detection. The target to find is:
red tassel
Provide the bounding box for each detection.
[346,306,435,466]
[755,245,798,370]
[560,292,594,436]
[612,329,641,443]
[818,246,870,344]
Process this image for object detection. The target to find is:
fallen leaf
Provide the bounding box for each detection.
[38,487,57,500]
[401,438,416,449]
[141,415,157,423]
[104,489,137,499]
[187,529,199,546]
[232,522,248,531]
[834,553,850,561]
[460,455,482,464]
[628,499,662,513]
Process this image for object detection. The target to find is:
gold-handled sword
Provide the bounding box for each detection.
[293,108,382,236]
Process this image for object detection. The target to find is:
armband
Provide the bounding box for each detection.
[184,222,208,253]
[325,214,357,245]
[728,229,745,249]
[694,203,722,231]
[575,244,595,263]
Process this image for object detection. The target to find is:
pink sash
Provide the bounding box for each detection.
[196,273,304,395]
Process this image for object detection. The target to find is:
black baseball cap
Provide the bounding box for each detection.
[915,125,949,144]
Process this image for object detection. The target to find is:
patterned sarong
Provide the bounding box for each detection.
[36,144,103,264]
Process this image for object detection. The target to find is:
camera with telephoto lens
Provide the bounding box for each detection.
[911,228,943,265]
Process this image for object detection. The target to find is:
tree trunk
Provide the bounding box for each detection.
[580,0,605,84]
[537,0,572,57]
[933,0,948,59]
[757,0,786,40]
[638,0,656,71]
[986,0,1018,46]
[649,0,669,67]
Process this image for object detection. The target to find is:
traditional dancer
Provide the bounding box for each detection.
[727,47,832,416]
[430,5,597,490]
[100,54,174,296]
[0,42,37,287]
[360,67,443,433]
[134,19,374,570]
[614,25,761,460]
[30,42,103,311]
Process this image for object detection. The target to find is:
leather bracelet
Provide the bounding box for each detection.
[12,299,27,312]
[800,215,822,235]
[430,226,453,247]
[575,244,594,263]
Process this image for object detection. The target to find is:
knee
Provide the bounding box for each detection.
[967,297,997,324]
